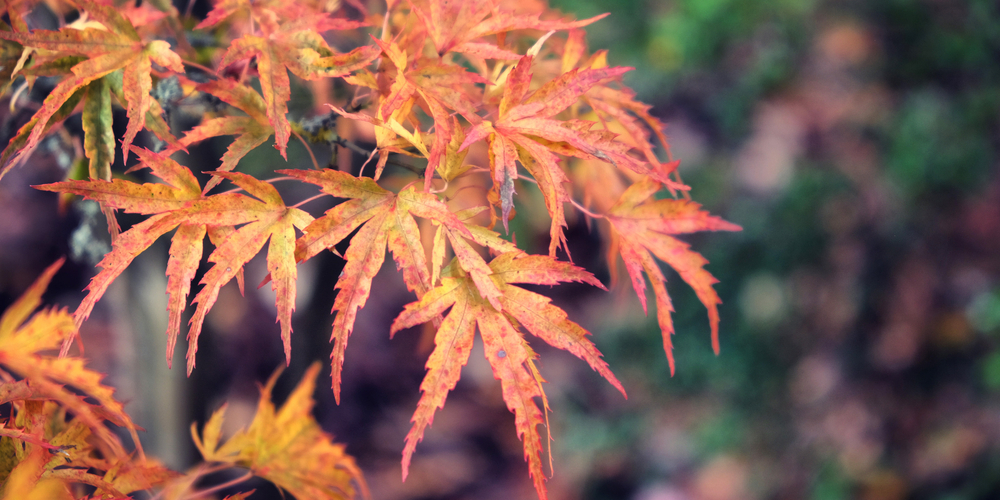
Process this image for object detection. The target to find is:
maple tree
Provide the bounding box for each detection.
[0,0,740,498]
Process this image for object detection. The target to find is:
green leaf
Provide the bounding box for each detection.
[83,77,115,181]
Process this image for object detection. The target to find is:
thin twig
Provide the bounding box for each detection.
[569,198,604,219]
[333,136,372,157]
[8,81,29,112]
[448,183,490,201]
[429,178,450,194]
[150,462,230,500]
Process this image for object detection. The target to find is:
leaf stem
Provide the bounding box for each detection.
[181,59,217,77]
[264,176,297,184]
[183,470,253,500]
[293,192,327,208]
[184,0,197,21]
[292,128,321,170]
[517,175,604,219]
[215,176,297,196]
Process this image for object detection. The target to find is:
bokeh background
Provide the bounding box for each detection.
[2,0,1000,499]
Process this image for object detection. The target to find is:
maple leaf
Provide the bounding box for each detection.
[326,102,429,181]
[135,170,312,373]
[195,0,366,33]
[1,445,51,500]
[553,31,688,192]
[191,362,368,500]
[0,0,183,175]
[460,55,630,256]
[408,0,607,60]
[0,259,141,461]
[35,147,202,356]
[213,16,379,159]
[167,79,275,192]
[366,37,489,187]
[0,81,85,179]
[36,148,311,371]
[390,251,623,500]
[178,172,313,373]
[102,457,179,496]
[277,168,496,402]
[0,397,176,498]
[606,177,741,374]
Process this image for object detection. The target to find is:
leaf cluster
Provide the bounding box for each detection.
[0,260,363,499]
[0,0,740,498]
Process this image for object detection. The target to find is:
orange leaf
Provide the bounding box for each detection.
[368,38,488,188]
[607,177,741,374]
[35,148,203,355]
[408,0,607,59]
[164,171,312,374]
[36,150,311,372]
[217,25,379,159]
[390,251,620,500]
[279,168,477,402]
[460,55,631,256]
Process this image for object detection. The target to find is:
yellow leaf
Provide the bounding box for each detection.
[1,446,47,500]
[0,259,140,459]
[192,362,369,500]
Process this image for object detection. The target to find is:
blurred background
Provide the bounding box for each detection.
[2,0,1000,499]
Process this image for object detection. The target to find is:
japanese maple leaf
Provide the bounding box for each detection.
[555,30,685,187]
[0,0,183,172]
[390,251,624,500]
[606,177,741,374]
[0,397,175,498]
[147,171,313,374]
[0,79,85,177]
[35,147,203,357]
[278,168,498,402]
[370,37,488,189]
[0,259,141,461]
[213,19,379,159]
[36,148,312,372]
[196,0,366,34]
[460,55,630,256]
[192,362,368,500]
[167,79,274,192]
[326,101,430,181]
[408,0,607,60]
